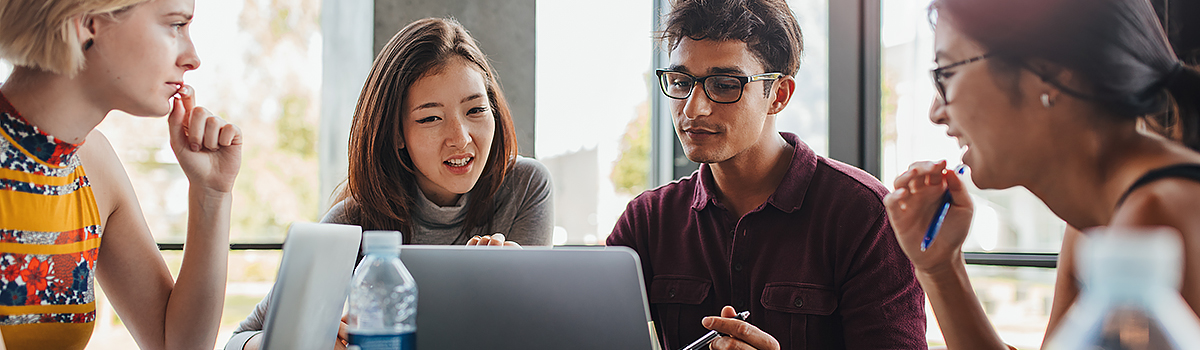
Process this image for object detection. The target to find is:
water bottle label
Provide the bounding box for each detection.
[347,332,416,350]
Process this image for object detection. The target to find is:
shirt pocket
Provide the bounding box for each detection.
[649,275,712,349]
[760,282,838,348]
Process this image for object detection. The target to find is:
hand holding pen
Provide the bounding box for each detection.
[883,160,974,273]
[685,306,779,350]
[923,164,967,251]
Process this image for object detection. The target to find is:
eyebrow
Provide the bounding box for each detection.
[165,11,194,20]
[411,94,486,112]
[708,66,745,75]
[934,50,948,63]
[412,102,443,111]
[461,93,483,104]
[666,64,746,75]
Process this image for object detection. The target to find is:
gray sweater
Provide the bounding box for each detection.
[224,157,554,350]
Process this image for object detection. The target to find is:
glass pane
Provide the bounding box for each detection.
[879,0,1065,253]
[87,250,282,350]
[90,0,322,244]
[535,0,654,245]
[923,265,1057,349]
[781,0,830,157]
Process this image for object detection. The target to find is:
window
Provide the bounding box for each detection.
[880,0,1064,347]
[535,0,654,245]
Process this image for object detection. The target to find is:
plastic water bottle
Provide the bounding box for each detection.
[347,231,418,350]
[1043,226,1200,350]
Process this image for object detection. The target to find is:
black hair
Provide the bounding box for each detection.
[933,0,1200,150]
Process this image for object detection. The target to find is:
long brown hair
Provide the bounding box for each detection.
[932,0,1200,150]
[336,17,518,242]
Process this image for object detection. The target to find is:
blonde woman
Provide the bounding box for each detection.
[0,0,241,349]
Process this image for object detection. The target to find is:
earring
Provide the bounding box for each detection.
[83,39,94,51]
[1040,93,1053,108]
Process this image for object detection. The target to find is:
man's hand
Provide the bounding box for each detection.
[704,306,779,350]
[466,233,520,247]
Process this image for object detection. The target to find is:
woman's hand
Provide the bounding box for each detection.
[335,314,349,350]
[466,233,520,247]
[883,160,974,275]
[168,84,243,193]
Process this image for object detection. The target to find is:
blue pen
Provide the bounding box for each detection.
[921,164,967,251]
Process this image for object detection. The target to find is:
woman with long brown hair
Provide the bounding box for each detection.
[324,17,552,247]
[225,17,553,350]
[884,0,1200,348]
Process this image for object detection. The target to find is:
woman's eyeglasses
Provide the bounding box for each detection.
[931,54,990,105]
[656,69,782,104]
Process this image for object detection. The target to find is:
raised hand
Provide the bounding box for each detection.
[167,84,242,193]
[882,160,974,274]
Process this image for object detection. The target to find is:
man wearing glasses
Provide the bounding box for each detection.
[607,0,926,349]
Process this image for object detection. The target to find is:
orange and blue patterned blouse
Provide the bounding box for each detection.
[0,92,101,350]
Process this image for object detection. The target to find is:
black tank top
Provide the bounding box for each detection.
[1116,164,1200,207]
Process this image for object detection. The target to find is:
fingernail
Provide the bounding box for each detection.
[190,143,199,152]
[702,317,714,328]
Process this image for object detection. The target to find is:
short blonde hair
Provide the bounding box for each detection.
[0,0,148,76]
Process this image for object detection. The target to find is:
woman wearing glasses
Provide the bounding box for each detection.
[225,17,553,350]
[883,0,1200,348]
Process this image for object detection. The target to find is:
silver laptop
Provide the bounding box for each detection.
[399,245,659,350]
[260,222,362,350]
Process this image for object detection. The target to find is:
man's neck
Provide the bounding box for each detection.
[1,67,108,144]
[709,132,794,218]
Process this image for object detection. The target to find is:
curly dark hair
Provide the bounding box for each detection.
[660,0,804,77]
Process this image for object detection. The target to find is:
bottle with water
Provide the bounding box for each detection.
[1044,226,1200,350]
[347,231,418,350]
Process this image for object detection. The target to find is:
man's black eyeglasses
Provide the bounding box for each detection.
[656,69,783,104]
[931,54,990,105]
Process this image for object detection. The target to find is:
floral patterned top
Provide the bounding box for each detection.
[0,91,101,350]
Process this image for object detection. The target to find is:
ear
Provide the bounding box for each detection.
[767,75,796,115]
[1022,58,1073,103]
[72,14,97,47]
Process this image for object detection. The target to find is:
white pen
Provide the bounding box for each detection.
[681,310,750,350]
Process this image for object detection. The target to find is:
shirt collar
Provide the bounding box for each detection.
[690,132,818,213]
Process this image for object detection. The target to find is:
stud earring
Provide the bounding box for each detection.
[1041,93,1054,108]
[83,39,94,51]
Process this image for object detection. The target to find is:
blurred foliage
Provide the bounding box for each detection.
[277,94,317,157]
[611,101,651,195]
[95,0,324,243]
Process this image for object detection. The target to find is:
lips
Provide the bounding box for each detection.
[446,157,472,167]
[444,156,474,175]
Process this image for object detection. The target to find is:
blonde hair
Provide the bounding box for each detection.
[0,0,148,76]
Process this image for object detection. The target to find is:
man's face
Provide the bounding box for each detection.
[667,38,780,164]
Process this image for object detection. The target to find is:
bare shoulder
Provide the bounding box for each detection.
[76,129,135,225]
[1112,178,1200,235]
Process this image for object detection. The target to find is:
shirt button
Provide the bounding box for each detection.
[793,297,804,308]
[733,263,743,272]
[668,288,676,298]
